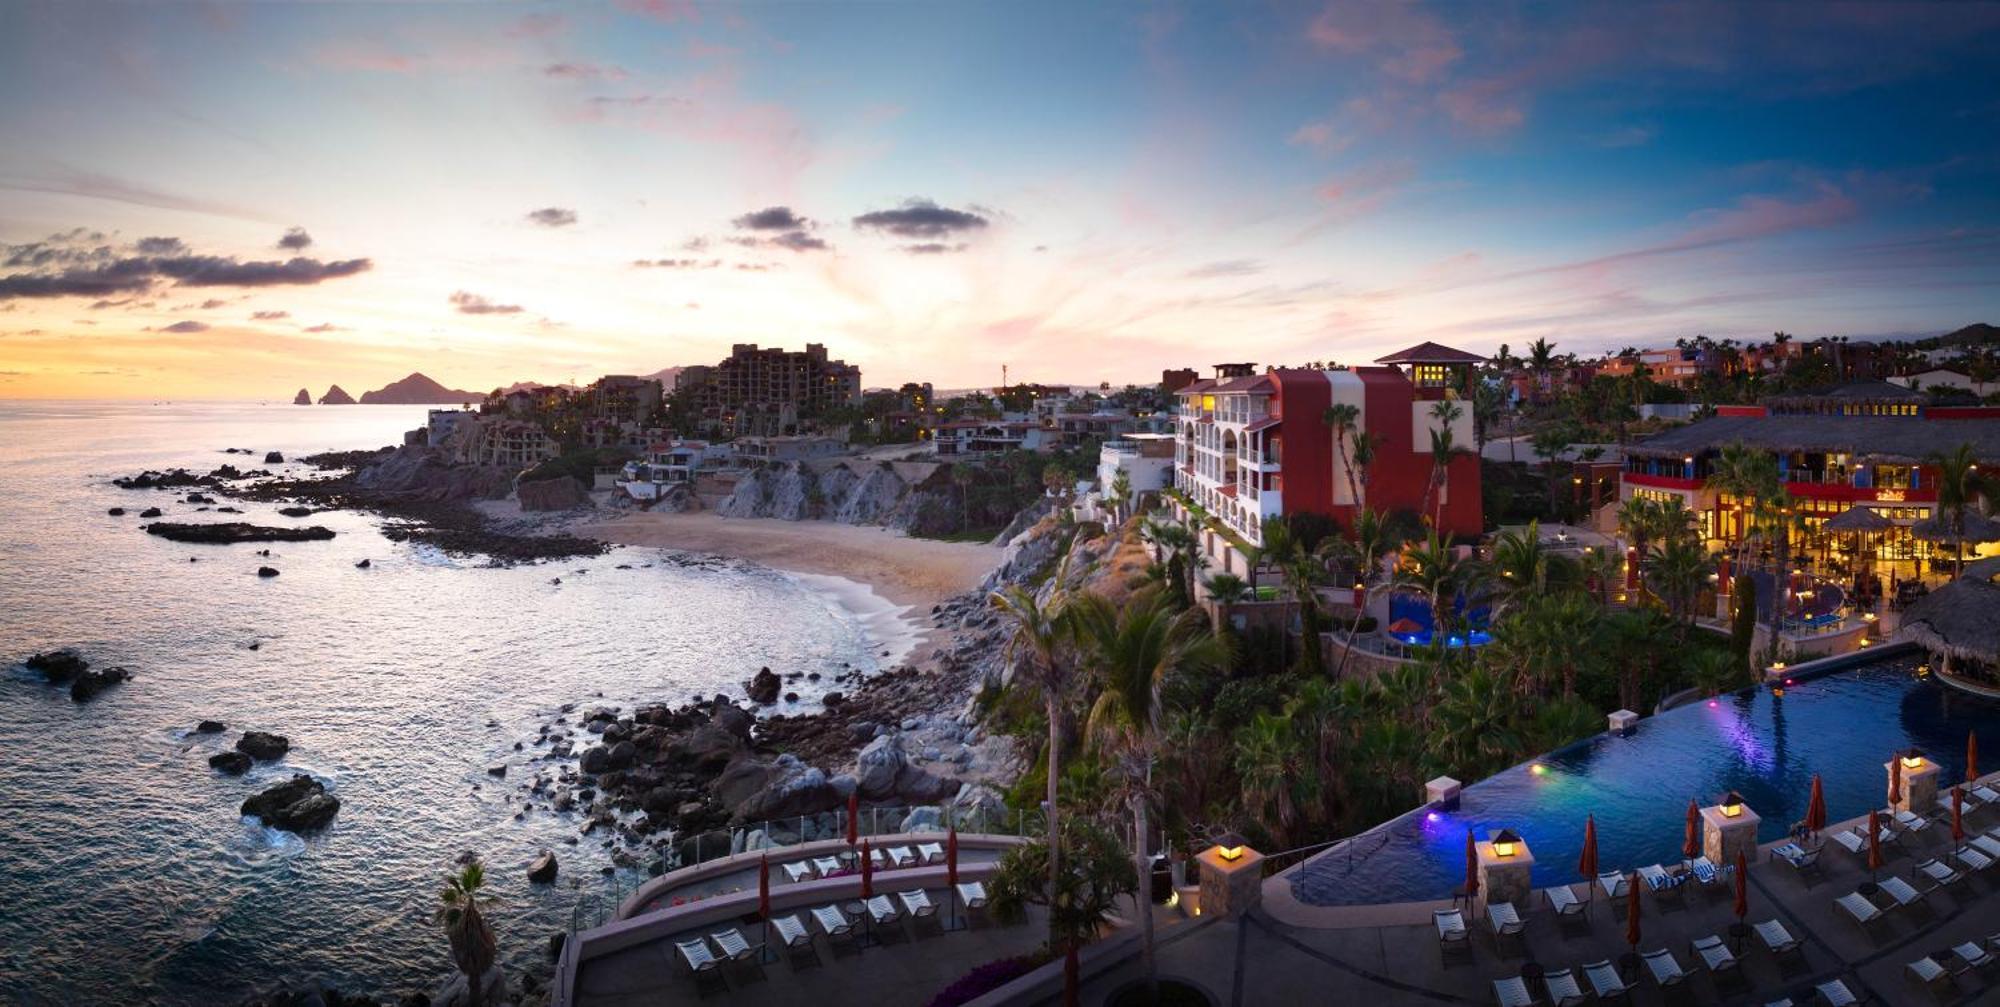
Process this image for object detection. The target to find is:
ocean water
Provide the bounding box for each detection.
[0,401,895,1005]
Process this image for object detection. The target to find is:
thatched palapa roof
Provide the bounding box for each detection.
[1625,414,2000,463]
[1911,511,2000,545]
[1824,505,1894,533]
[1898,576,2000,666]
[1964,556,2000,582]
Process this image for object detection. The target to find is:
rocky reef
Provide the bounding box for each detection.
[241,774,341,832]
[145,522,336,544]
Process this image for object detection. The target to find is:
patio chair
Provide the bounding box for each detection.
[1905,955,1952,996]
[1487,901,1525,955]
[1545,884,1587,933]
[1972,784,2000,805]
[1953,844,1995,874]
[1773,843,1825,885]
[1582,959,1632,1001]
[770,913,821,970]
[1815,978,1861,1006]
[1491,976,1535,1007]
[1691,934,1740,979]
[811,855,844,876]
[1755,919,1802,957]
[899,888,937,919]
[810,903,859,956]
[1641,948,1687,989]
[955,881,988,924]
[916,841,945,864]
[864,894,903,926]
[1542,966,1587,1007]
[1916,857,1964,893]
[1970,833,2000,860]
[709,928,766,985]
[675,937,728,997]
[1434,908,1471,961]
[884,846,917,868]
[1836,891,1885,932]
[1597,870,1630,902]
[1954,941,1995,973]
[1892,809,1931,836]
[783,860,816,883]
[1876,875,1928,915]
[1683,855,1728,888]
[1638,863,1686,908]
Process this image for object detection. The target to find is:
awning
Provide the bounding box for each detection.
[1243,416,1281,434]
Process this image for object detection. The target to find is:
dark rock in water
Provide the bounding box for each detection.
[23,650,89,683]
[265,451,285,464]
[822,692,845,708]
[278,506,313,518]
[217,507,242,514]
[527,850,558,883]
[70,666,131,702]
[745,667,781,705]
[578,746,612,775]
[355,559,371,569]
[241,773,339,832]
[186,493,216,504]
[108,507,126,516]
[140,507,163,518]
[196,720,226,733]
[236,730,290,760]
[784,692,799,703]
[257,567,280,578]
[487,764,508,778]
[146,522,335,544]
[209,750,252,775]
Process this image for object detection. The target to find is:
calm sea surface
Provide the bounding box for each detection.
[0,401,889,1005]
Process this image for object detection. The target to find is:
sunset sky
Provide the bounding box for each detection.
[3,1,1999,400]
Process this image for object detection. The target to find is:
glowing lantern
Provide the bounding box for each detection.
[1720,791,1745,818]
[1902,749,1926,770]
[1491,828,1521,857]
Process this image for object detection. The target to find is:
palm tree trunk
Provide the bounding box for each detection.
[1334,583,1364,680]
[1044,693,1070,1007]
[1133,796,1157,1000]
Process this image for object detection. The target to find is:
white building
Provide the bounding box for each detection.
[1897,368,1990,396]
[426,408,477,447]
[933,420,1051,456]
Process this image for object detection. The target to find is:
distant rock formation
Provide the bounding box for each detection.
[319,385,356,405]
[292,389,311,405]
[144,522,336,544]
[358,372,483,405]
[517,475,590,512]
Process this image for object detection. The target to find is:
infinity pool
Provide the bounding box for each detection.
[1292,650,1995,906]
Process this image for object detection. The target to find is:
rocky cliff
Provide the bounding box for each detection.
[358,372,483,405]
[351,444,514,501]
[292,389,311,405]
[318,385,356,405]
[715,459,960,534]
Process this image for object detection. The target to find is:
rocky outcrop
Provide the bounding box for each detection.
[209,751,252,775]
[292,389,311,405]
[70,666,130,702]
[318,385,356,405]
[237,731,291,761]
[715,458,956,534]
[145,522,336,544]
[722,754,843,823]
[745,667,781,705]
[23,650,88,683]
[196,720,226,733]
[517,476,590,512]
[358,372,482,405]
[257,567,281,578]
[140,507,163,518]
[278,506,313,517]
[852,732,962,804]
[350,445,514,502]
[527,850,558,883]
[241,774,340,832]
[264,451,285,464]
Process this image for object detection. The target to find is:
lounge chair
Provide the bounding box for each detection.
[783,860,816,883]
[770,913,820,969]
[1683,855,1728,888]
[916,841,945,864]
[709,928,766,984]
[1434,909,1471,962]
[676,937,727,997]
[1487,901,1524,953]
[1833,825,1890,855]
[1638,863,1686,909]
[1815,978,1861,1006]
[1970,833,2000,860]
[1641,948,1687,989]
[1755,919,1802,956]
[1582,959,1631,1000]
[1954,844,1995,873]
[1939,790,1980,818]
[883,846,916,868]
[1492,976,1534,1007]
[1973,784,2000,805]
[1598,870,1630,901]
[811,855,843,876]
[1765,1000,1794,1007]
[1691,934,1739,977]
[1953,941,1994,973]
[955,880,988,909]
[864,894,903,925]
[1892,809,1931,836]
[1876,875,1927,913]
[898,888,937,918]
[1905,955,1952,995]
[1916,857,1964,892]
[810,903,853,937]
[1836,891,1884,931]
[1545,884,1587,932]
[1542,966,1587,1007]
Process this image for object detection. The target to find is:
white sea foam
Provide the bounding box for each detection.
[786,570,925,669]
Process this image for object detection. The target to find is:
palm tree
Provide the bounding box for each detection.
[1324,402,1365,509]
[1423,400,1465,528]
[1072,590,1227,997]
[1487,521,1573,617]
[990,581,1078,963]
[1350,430,1381,509]
[1235,712,1313,844]
[951,462,976,531]
[1930,442,1992,578]
[1392,531,1482,650]
[435,859,499,1007]
[1527,338,1557,401]
[1644,535,1709,629]
[1107,468,1132,525]
[1203,573,1250,605]
[1323,507,1398,679]
[1530,427,1572,515]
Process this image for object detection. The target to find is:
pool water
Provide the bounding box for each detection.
[1292,652,1995,905]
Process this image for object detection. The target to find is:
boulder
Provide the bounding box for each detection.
[23,650,88,683]
[145,522,335,544]
[108,507,126,516]
[893,764,961,804]
[196,720,226,734]
[241,773,340,832]
[726,754,843,824]
[237,730,291,761]
[745,667,781,705]
[527,850,558,883]
[257,567,281,578]
[431,963,507,1007]
[209,751,253,775]
[354,559,371,569]
[709,702,754,740]
[70,666,131,702]
[854,733,908,801]
[675,830,731,867]
[578,746,611,774]
[486,764,507,778]
[293,389,311,406]
[265,451,285,464]
[671,725,746,771]
[140,507,163,518]
[899,806,944,834]
[278,506,313,518]
[516,476,590,512]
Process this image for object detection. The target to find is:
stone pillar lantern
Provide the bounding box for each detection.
[1701,791,1759,866]
[1476,829,1534,908]
[1889,748,1939,816]
[1196,834,1263,919]
[1425,776,1462,809]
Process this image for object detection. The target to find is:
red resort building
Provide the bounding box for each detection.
[1166,342,1485,584]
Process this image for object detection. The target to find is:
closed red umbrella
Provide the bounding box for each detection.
[1464,829,1480,902]
[860,839,874,898]
[1732,851,1748,921]
[1624,872,1641,949]
[1578,816,1599,891]
[1890,757,1903,806]
[1866,810,1884,879]
[1805,775,1827,838]
[1953,787,1967,844]
[1970,731,1981,785]
[1682,799,1700,859]
[846,791,860,846]
[758,854,771,919]
[946,824,960,887]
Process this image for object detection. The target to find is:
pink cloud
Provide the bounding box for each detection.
[1306,2,1461,83]
[508,13,569,38]
[1287,121,1346,152]
[616,0,699,22]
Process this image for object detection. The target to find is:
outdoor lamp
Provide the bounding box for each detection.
[1491,828,1521,857]
[1215,832,1246,862]
[1902,749,1926,770]
[1721,791,1745,818]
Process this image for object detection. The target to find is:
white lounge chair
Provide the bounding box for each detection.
[864,894,902,925]
[1692,934,1738,975]
[1954,940,1994,972]
[1892,808,1931,835]
[1836,892,1883,929]
[1764,1000,1794,1007]
[677,937,721,973]
[1641,948,1687,988]
[771,913,813,948]
[1542,967,1587,1007]
[811,855,843,876]
[883,846,916,868]
[916,841,945,864]
[1545,884,1586,923]
[955,881,988,909]
[1434,908,1469,946]
[1906,955,1951,993]
[1971,833,2000,860]
[898,888,936,918]
[1877,875,1925,911]
[1492,976,1534,1007]
[1487,900,1524,938]
[1597,871,1629,900]
[1973,784,2000,805]
[810,903,852,937]
[1917,857,1964,891]
[1683,856,1728,887]
[1955,844,1996,873]
[709,927,756,961]
[1582,959,1631,1000]
[1815,978,1860,1005]
[783,860,816,883]
[1637,863,1677,891]
[1755,919,1801,955]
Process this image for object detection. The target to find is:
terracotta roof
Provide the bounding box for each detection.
[1243,416,1281,434]
[1374,341,1486,365]
[1210,374,1276,393]
[1177,379,1217,396]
